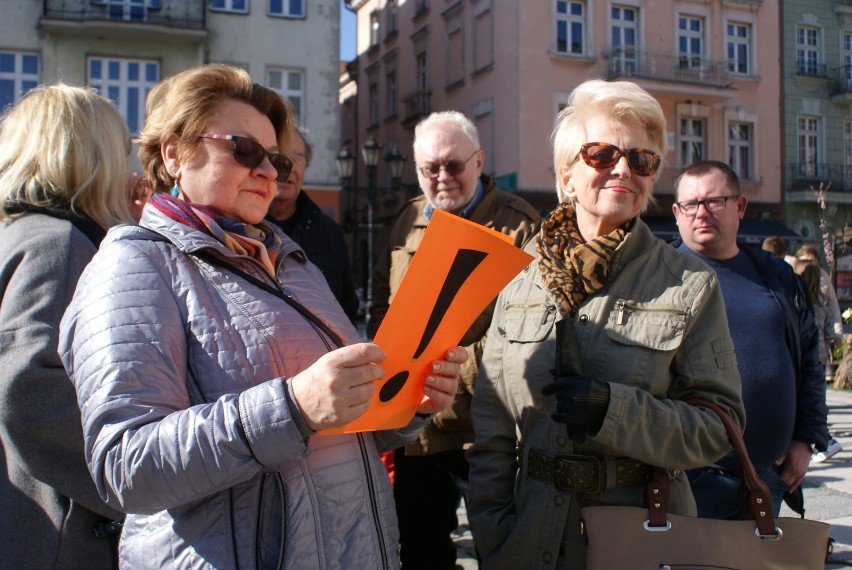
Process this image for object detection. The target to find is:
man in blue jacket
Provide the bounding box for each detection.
[672,160,829,518]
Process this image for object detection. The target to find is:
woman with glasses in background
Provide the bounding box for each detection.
[467,79,745,568]
[58,64,466,570]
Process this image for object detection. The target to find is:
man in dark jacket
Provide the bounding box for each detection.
[672,160,829,518]
[266,126,360,323]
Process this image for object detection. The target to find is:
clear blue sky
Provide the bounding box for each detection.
[340,0,356,61]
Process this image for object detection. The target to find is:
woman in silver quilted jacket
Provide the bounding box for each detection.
[59,64,466,570]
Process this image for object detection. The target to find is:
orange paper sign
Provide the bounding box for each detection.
[323,209,534,434]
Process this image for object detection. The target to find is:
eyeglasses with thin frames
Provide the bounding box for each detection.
[675,195,740,216]
[199,134,293,182]
[417,150,479,179]
[578,142,661,177]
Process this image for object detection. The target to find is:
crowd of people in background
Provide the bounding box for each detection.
[0,67,837,569]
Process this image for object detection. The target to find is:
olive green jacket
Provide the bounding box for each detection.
[369,176,541,455]
[467,218,745,569]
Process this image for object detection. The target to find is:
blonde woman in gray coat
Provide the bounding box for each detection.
[0,84,141,569]
[467,80,746,569]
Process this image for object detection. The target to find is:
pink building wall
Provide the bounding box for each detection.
[345,0,782,219]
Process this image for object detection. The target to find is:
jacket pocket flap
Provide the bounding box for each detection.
[605,300,686,351]
[503,304,556,343]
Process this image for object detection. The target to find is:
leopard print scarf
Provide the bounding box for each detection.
[536,202,629,316]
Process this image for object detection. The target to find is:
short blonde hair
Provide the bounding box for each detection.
[137,63,291,194]
[551,79,667,204]
[0,83,133,227]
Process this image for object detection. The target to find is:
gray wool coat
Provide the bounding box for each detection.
[0,212,123,570]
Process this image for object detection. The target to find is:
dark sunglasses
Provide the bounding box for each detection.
[417,150,479,179]
[578,142,661,177]
[200,134,293,182]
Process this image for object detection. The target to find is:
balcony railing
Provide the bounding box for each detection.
[43,0,204,30]
[788,162,852,192]
[606,48,731,88]
[831,64,852,96]
[795,59,829,79]
[401,90,431,129]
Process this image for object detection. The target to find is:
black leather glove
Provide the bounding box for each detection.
[541,375,610,435]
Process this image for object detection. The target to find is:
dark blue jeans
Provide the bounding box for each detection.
[688,465,789,519]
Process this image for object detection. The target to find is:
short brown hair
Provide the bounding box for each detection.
[762,236,786,259]
[137,63,291,194]
[673,160,740,201]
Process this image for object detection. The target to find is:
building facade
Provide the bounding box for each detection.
[2,0,344,216]
[781,0,852,277]
[343,0,782,226]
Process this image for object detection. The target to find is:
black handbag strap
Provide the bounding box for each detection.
[646,399,778,537]
[126,224,346,351]
[192,249,346,350]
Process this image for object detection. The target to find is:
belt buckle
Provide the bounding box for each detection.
[554,454,604,494]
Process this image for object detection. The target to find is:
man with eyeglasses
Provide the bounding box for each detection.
[671,160,828,520]
[369,110,540,569]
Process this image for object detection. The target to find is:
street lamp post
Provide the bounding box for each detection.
[336,139,407,331]
[361,138,381,332]
[336,147,356,261]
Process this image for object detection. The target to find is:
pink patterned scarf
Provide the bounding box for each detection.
[149,193,280,277]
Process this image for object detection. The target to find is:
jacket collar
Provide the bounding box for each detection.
[136,201,306,264]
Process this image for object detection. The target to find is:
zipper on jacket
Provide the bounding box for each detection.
[275,473,287,570]
[357,433,390,569]
[613,300,686,325]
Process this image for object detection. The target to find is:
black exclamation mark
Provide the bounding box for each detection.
[378,248,488,402]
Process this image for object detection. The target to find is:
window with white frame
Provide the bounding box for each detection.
[610,5,638,75]
[555,0,585,56]
[269,0,304,18]
[845,120,852,190]
[88,57,158,133]
[210,0,248,13]
[267,68,304,125]
[796,26,819,76]
[680,117,705,166]
[92,0,160,21]
[728,122,753,180]
[0,51,38,110]
[843,32,852,91]
[798,115,820,178]
[370,11,380,47]
[727,22,750,75]
[677,15,704,70]
[386,70,397,117]
[111,0,144,20]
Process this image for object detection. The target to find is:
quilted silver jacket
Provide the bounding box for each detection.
[467,219,746,570]
[59,205,425,569]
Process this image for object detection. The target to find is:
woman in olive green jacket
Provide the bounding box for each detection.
[467,79,745,570]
